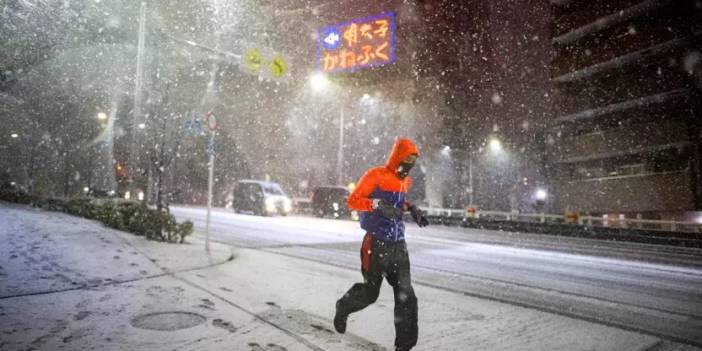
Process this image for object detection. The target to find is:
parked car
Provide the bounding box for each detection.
[312,186,352,219]
[291,197,313,215]
[231,180,292,216]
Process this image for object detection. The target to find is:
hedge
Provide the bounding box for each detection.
[0,185,192,244]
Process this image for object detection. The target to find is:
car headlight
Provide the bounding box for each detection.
[283,199,292,213]
[265,198,277,212]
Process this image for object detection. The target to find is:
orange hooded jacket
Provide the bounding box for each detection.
[347,138,419,242]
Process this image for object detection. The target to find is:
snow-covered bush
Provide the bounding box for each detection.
[102,201,193,243]
[0,183,34,204]
[1,190,193,244]
[176,221,194,244]
[64,198,97,218]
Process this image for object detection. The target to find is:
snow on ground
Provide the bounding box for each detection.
[1,275,315,351]
[1,206,161,298]
[183,247,673,351]
[2,203,701,350]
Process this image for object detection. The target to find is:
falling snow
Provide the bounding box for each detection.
[0,0,700,216]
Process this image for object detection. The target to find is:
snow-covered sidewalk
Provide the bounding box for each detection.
[1,203,698,351]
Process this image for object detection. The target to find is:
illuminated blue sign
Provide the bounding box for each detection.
[317,12,396,73]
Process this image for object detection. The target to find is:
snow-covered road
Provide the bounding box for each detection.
[171,206,702,347]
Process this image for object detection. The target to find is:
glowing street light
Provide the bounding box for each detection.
[441,145,451,157]
[489,138,503,154]
[309,71,346,184]
[10,133,19,138]
[468,136,508,206]
[535,188,548,201]
[97,112,107,120]
[309,72,330,93]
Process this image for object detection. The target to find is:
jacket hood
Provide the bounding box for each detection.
[385,138,419,171]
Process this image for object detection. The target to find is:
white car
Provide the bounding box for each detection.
[230,180,292,216]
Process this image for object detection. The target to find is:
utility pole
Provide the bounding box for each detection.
[468,154,474,206]
[128,1,147,199]
[336,105,344,185]
[205,133,215,252]
[204,112,217,252]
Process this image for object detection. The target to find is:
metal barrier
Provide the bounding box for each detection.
[419,207,702,234]
[579,216,702,233]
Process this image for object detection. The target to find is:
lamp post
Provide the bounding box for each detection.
[336,105,344,185]
[204,112,217,252]
[468,155,474,206]
[128,1,147,200]
[467,136,505,208]
[309,72,345,185]
[88,112,109,191]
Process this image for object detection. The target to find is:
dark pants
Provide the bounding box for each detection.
[337,233,418,349]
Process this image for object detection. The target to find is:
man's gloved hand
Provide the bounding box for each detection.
[408,204,429,227]
[372,199,404,220]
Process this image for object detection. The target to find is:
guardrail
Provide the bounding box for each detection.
[419,207,702,234]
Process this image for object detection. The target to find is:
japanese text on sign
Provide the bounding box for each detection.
[318,12,396,73]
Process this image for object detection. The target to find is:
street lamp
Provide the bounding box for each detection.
[468,136,506,207]
[535,188,548,201]
[489,138,503,154]
[97,112,107,120]
[533,188,548,214]
[10,133,18,138]
[309,72,330,93]
[441,145,451,157]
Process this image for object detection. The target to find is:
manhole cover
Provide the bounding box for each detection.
[131,311,206,331]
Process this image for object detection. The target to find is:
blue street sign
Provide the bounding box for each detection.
[184,111,203,134]
[206,136,216,156]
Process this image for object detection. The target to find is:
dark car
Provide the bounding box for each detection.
[312,186,351,219]
[231,180,292,216]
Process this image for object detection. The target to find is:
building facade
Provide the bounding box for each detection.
[548,0,702,219]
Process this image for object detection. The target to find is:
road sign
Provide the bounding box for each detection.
[244,48,264,72]
[269,56,287,78]
[318,12,396,73]
[184,112,203,134]
[205,111,217,132]
[241,48,289,79]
